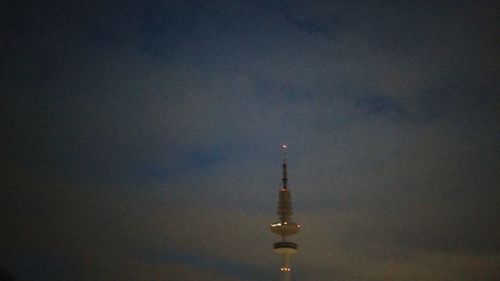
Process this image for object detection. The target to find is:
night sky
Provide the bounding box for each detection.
[2,1,499,280]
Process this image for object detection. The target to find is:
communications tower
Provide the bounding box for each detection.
[270,145,300,281]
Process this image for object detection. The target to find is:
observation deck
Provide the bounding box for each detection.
[273,241,298,255]
[270,221,300,236]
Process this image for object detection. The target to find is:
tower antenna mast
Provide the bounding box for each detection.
[282,144,288,189]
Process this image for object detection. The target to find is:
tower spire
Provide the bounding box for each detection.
[282,144,288,189]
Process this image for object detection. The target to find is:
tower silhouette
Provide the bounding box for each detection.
[270,145,300,281]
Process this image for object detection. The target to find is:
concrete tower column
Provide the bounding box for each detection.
[282,254,290,281]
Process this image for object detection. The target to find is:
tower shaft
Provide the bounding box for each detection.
[281,254,291,281]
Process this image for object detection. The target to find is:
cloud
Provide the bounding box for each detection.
[1,0,499,280]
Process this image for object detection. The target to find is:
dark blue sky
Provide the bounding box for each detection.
[2,1,499,280]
